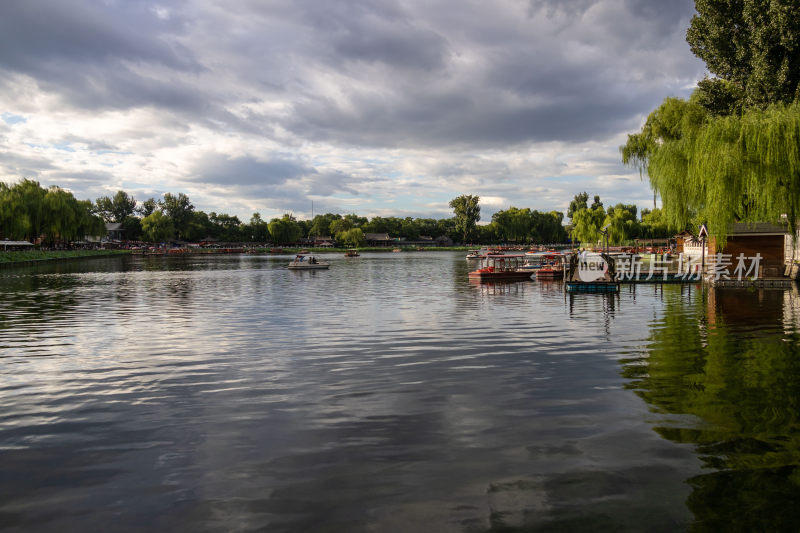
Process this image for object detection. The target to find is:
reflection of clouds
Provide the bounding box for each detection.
[1,254,753,531]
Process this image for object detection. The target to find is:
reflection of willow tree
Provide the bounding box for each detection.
[623,291,800,530]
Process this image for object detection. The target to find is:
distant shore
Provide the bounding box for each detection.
[0,249,130,266]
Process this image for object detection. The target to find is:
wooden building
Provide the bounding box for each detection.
[709,223,788,278]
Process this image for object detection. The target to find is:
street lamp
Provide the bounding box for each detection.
[600,224,611,255]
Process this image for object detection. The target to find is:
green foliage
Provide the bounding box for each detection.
[490,207,567,243]
[567,192,588,219]
[138,198,158,217]
[141,211,175,242]
[95,190,137,222]
[248,212,270,242]
[338,227,365,248]
[329,217,353,236]
[570,205,606,245]
[268,214,302,244]
[449,194,481,243]
[602,204,639,244]
[687,0,800,111]
[309,213,341,237]
[120,215,143,241]
[159,192,194,239]
[0,179,104,245]
[623,100,800,244]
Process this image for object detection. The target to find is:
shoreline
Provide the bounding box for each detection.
[0,249,130,267]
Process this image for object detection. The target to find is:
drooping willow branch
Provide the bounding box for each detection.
[622,100,800,246]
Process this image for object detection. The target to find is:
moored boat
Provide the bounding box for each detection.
[468,254,534,282]
[535,253,565,280]
[287,254,329,270]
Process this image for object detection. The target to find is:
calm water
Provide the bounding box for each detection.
[1,252,799,532]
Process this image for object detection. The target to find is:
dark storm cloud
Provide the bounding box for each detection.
[0,0,704,149]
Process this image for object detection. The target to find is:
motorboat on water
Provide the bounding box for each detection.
[466,249,483,259]
[287,254,330,270]
[344,248,360,257]
[468,254,534,282]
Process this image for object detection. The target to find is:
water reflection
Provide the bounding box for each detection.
[0,253,797,531]
[624,286,800,531]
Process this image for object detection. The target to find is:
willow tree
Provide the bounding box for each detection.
[570,205,606,246]
[622,98,800,244]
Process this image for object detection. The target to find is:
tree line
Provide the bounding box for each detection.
[1,181,672,247]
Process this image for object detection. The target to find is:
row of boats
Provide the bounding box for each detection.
[286,249,570,278]
[467,250,566,281]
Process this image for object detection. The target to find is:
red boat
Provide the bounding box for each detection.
[535,253,565,280]
[468,254,534,282]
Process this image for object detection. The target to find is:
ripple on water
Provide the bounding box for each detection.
[0,254,798,531]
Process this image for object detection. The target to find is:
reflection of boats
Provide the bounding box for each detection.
[468,254,534,282]
[344,248,360,257]
[287,254,329,270]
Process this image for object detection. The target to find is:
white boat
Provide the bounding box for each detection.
[287,254,329,270]
[466,249,483,259]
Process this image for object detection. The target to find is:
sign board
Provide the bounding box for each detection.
[698,224,708,239]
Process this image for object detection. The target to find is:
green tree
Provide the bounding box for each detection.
[570,205,606,246]
[567,192,589,220]
[687,0,800,111]
[449,195,480,244]
[95,190,137,222]
[138,198,158,217]
[120,215,143,241]
[339,227,366,248]
[43,187,78,246]
[209,212,243,241]
[492,207,532,243]
[159,193,194,240]
[248,212,270,242]
[141,211,175,242]
[268,214,302,244]
[602,204,639,245]
[309,213,341,237]
[329,217,353,237]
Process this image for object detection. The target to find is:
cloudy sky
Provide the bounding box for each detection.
[0,0,705,222]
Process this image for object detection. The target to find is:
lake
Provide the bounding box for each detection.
[1,252,799,532]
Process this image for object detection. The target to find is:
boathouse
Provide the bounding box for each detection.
[709,223,788,278]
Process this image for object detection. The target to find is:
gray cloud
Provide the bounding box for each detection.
[190,154,315,187]
[1,0,703,148]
